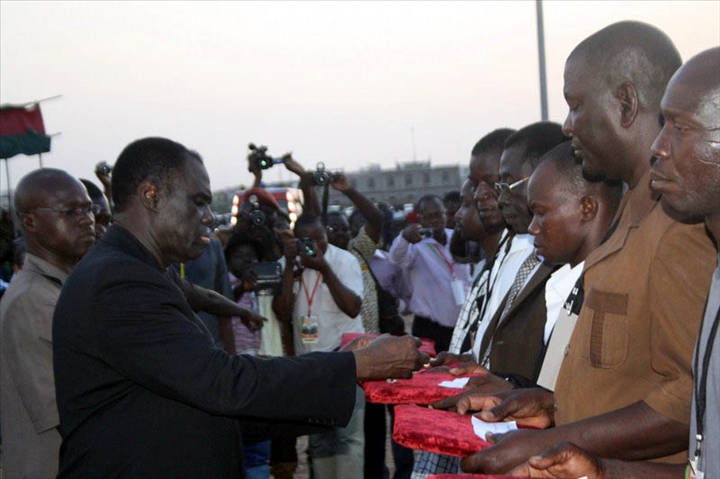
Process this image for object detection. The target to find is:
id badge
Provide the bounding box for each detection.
[689,458,703,479]
[301,315,319,344]
[451,279,466,306]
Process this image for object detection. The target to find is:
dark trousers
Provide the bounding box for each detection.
[412,315,454,353]
[364,401,389,479]
[388,405,414,479]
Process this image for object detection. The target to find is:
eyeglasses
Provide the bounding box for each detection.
[494,177,530,195]
[29,205,94,218]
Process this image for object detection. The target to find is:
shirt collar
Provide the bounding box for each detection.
[23,252,70,285]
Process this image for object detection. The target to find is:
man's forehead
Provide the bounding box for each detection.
[500,145,529,174]
[664,66,719,125]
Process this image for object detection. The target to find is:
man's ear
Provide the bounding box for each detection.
[580,196,598,222]
[19,212,37,233]
[616,82,639,128]
[138,180,160,211]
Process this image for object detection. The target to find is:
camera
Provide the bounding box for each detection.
[96,162,112,176]
[312,162,331,186]
[419,228,433,238]
[250,261,282,295]
[248,143,288,170]
[247,195,267,227]
[298,237,316,257]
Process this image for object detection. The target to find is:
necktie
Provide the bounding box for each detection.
[500,252,540,319]
[478,251,540,365]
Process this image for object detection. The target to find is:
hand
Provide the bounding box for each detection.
[401,224,423,243]
[508,441,607,479]
[241,310,267,332]
[297,240,327,272]
[423,351,469,373]
[353,334,430,381]
[460,428,549,474]
[283,154,306,176]
[432,388,554,429]
[330,173,352,193]
[240,270,258,294]
[94,161,112,188]
[450,362,514,395]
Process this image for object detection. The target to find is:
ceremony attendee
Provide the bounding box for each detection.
[52,137,428,478]
[469,123,566,385]
[79,179,112,240]
[410,128,514,479]
[1,169,95,478]
[449,22,716,474]
[389,194,472,353]
[506,45,720,479]
[274,212,366,479]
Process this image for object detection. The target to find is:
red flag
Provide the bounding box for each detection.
[0,104,51,159]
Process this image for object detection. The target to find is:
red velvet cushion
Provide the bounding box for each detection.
[392,404,491,457]
[340,333,437,357]
[362,371,483,405]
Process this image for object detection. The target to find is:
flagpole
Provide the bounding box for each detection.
[3,157,14,229]
[536,0,549,121]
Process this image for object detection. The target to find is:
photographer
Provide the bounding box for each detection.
[389,194,472,353]
[273,212,365,479]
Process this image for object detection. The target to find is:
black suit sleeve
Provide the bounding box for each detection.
[92,260,357,427]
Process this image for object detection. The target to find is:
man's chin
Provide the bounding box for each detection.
[660,201,704,226]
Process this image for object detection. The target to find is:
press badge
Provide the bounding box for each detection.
[451,279,465,306]
[301,315,319,344]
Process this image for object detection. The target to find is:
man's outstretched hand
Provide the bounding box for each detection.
[353,334,429,381]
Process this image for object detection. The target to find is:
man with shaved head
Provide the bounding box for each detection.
[0,168,95,478]
[456,22,716,474]
[504,45,720,479]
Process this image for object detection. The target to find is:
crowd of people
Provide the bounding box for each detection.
[0,19,717,479]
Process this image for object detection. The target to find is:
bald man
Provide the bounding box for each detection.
[507,45,720,479]
[0,168,95,478]
[456,22,716,474]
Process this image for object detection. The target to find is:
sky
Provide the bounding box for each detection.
[1,1,719,196]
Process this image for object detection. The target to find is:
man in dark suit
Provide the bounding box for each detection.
[52,137,427,478]
[455,123,566,389]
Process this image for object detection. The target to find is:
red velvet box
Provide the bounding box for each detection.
[362,371,483,405]
[392,404,491,457]
[340,333,437,357]
[428,475,531,479]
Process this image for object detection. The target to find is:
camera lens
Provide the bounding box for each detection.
[249,210,266,226]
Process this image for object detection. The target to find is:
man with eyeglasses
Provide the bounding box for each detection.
[0,168,96,478]
[462,122,567,385]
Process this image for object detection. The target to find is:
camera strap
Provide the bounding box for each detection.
[427,242,455,277]
[301,272,323,316]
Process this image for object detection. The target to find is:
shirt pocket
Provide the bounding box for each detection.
[578,288,629,369]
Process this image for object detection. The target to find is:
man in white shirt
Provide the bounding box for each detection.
[274,212,365,479]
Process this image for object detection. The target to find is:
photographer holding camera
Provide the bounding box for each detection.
[273,212,366,479]
[389,194,472,353]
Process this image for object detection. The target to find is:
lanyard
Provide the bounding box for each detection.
[301,272,323,316]
[693,304,720,466]
[427,242,455,276]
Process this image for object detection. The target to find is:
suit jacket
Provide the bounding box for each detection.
[479,262,557,384]
[53,225,357,478]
